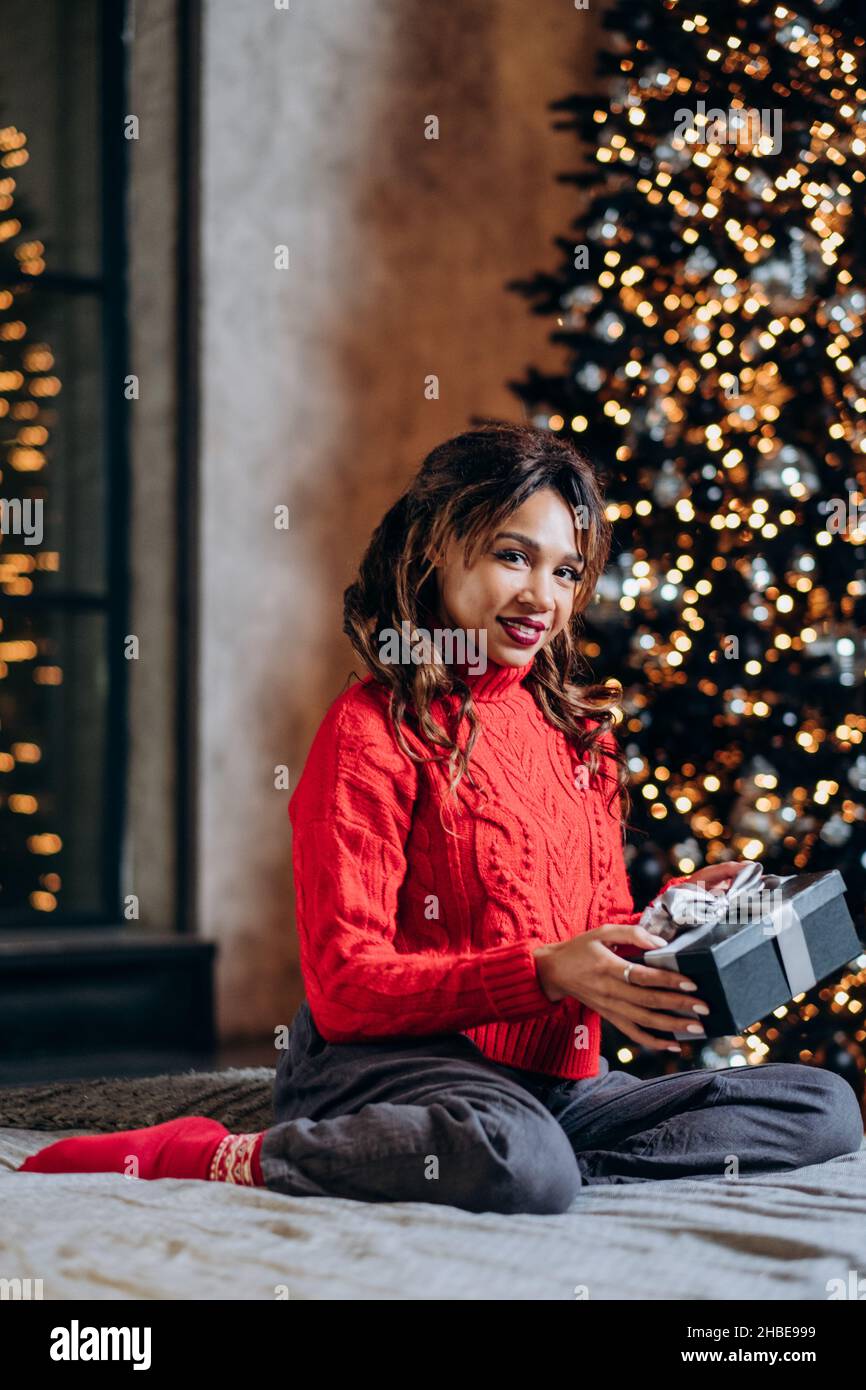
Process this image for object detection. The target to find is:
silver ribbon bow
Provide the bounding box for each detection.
[639,861,817,998]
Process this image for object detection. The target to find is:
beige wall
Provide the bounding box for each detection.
[197,0,605,1038]
[127,0,181,933]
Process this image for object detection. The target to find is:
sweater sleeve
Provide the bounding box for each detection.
[593,729,694,956]
[289,689,567,1043]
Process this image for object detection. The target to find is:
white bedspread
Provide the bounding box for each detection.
[2,1127,865,1300]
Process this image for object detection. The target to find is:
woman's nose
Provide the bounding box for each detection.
[521,574,554,610]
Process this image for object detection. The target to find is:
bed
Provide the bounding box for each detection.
[1,1068,864,1300]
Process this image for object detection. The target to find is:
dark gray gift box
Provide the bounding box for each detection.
[642,869,864,1039]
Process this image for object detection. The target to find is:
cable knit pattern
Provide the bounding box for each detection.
[288,657,693,1079]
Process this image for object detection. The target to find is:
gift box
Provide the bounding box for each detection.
[638,863,864,1040]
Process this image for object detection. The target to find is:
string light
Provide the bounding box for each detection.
[514,0,866,1081]
[0,121,63,915]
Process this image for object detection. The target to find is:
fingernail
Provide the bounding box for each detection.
[667,1044,682,1052]
[644,934,668,946]
[686,1023,706,1035]
[692,1004,710,1016]
[679,981,698,991]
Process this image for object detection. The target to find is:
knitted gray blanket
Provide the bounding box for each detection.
[0,1068,275,1133]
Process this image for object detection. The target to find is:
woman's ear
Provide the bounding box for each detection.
[424,538,446,571]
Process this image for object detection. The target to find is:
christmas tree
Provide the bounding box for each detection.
[505,0,866,1090]
[0,120,63,921]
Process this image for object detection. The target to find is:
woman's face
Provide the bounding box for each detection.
[432,487,586,667]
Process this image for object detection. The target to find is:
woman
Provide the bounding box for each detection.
[19,422,862,1209]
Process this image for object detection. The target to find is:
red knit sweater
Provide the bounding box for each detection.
[288,655,692,1079]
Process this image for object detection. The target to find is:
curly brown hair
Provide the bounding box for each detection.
[342,421,631,832]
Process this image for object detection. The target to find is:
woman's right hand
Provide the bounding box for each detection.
[533,924,710,1053]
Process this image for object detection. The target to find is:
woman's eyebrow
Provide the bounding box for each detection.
[493,531,585,567]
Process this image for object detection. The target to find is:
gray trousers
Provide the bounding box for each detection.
[259,1001,864,1215]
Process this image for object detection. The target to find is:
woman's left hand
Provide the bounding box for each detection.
[677,862,744,895]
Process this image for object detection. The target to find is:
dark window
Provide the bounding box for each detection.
[0,0,129,924]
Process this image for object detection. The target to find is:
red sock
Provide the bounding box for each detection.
[17,1116,265,1186]
[207,1129,265,1185]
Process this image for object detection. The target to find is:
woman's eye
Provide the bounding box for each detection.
[495,550,583,583]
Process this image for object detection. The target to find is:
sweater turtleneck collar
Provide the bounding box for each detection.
[408,600,537,702]
[449,654,536,702]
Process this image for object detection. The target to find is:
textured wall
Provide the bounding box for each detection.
[127,0,180,932]
[198,0,603,1038]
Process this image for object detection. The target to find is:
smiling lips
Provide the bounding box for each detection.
[496,616,548,646]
